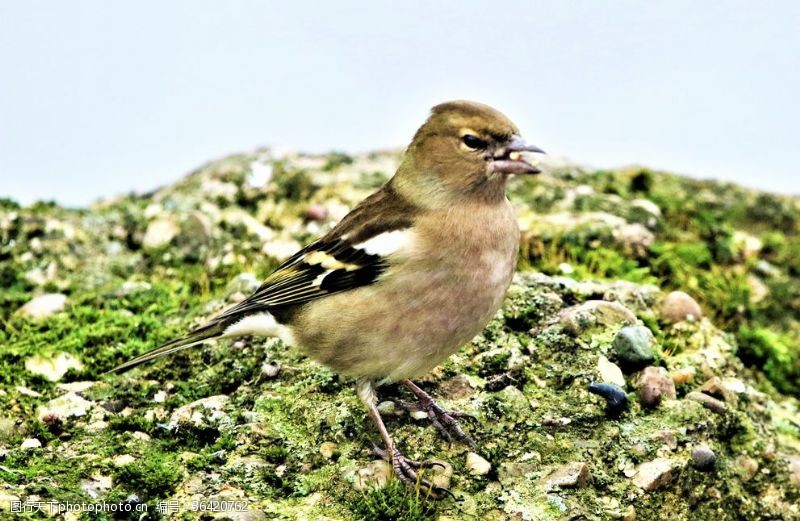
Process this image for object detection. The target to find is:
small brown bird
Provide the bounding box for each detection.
[110,100,544,492]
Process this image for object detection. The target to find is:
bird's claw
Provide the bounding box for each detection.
[372,444,452,498]
[394,398,477,448]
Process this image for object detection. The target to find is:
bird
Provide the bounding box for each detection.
[109,100,544,493]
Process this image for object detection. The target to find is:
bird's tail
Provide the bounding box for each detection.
[106,319,231,374]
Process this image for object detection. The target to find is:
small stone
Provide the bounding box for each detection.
[303,204,329,221]
[56,381,95,393]
[558,262,575,275]
[261,361,281,379]
[686,392,727,414]
[142,218,179,249]
[670,366,696,385]
[262,239,303,262]
[410,410,428,420]
[115,281,152,297]
[588,382,628,417]
[636,367,676,408]
[629,199,662,229]
[25,352,84,381]
[21,438,42,450]
[612,326,657,371]
[734,455,759,481]
[540,462,591,490]
[352,460,393,490]
[319,442,338,460]
[169,395,232,432]
[787,456,800,486]
[376,401,401,416]
[17,293,67,319]
[661,291,703,324]
[559,300,638,335]
[597,355,626,387]
[622,505,637,521]
[15,386,41,397]
[632,458,676,491]
[226,272,261,296]
[465,452,491,476]
[81,475,112,499]
[112,454,136,467]
[691,445,716,471]
[37,392,93,420]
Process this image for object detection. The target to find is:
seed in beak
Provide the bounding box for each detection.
[509,151,522,162]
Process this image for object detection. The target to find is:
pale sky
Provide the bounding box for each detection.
[1,1,799,207]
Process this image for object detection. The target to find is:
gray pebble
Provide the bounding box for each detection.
[691,445,716,471]
[612,326,657,372]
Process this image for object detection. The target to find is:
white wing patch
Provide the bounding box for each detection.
[222,312,295,345]
[353,230,413,256]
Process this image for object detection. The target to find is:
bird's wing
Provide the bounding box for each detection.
[108,181,418,374]
[211,180,419,320]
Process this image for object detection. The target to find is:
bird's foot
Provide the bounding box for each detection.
[394,395,477,449]
[372,444,452,498]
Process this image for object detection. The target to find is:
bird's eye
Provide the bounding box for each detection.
[462,134,488,150]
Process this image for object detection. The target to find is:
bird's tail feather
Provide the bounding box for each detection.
[107,319,230,374]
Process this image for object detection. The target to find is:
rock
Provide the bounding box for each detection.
[559,300,638,335]
[351,460,393,490]
[747,275,769,304]
[612,326,657,371]
[636,366,676,408]
[319,442,338,460]
[169,395,232,432]
[670,366,696,385]
[81,475,112,499]
[686,392,727,414]
[262,238,302,262]
[56,381,95,393]
[588,382,628,417]
[226,272,261,296]
[788,456,800,486]
[661,291,703,324]
[303,204,329,221]
[0,417,18,440]
[261,361,281,379]
[540,462,591,490]
[732,230,763,259]
[142,218,179,249]
[629,199,662,229]
[15,386,41,397]
[17,293,67,319]
[465,452,491,476]
[114,281,152,297]
[21,438,42,449]
[111,454,136,467]
[597,355,626,387]
[691,445,716,471]
[37,392,93,420]
[376,401,401,416]
[632,458,676,491]
[25,352,83,381]
[734,455,759,481]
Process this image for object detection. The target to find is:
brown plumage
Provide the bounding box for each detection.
[109,100,544,494]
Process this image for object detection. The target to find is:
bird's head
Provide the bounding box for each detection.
[395,100,544,207]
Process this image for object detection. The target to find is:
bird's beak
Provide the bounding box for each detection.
[491,136,545,175]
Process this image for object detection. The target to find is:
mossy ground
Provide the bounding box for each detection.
[0,152,798,519]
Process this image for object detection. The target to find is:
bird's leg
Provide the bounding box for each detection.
[356,380,446,495]
[397,379,477,449]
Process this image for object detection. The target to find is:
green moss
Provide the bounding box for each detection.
[349,481,438,521]
[113,451,182,500]
[737,327,800,395]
